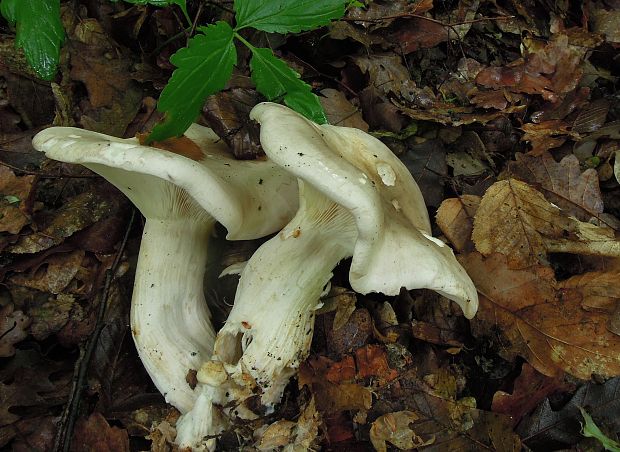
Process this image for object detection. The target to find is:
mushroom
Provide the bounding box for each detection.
[31,124,298,419]
[204,103,478,414]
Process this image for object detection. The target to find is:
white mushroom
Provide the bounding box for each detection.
[204,103,478,415]
[32,125,298,445]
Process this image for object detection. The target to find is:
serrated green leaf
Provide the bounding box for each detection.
[149,21,236,142]
[234,0,345,33]
[249,47,326,124]
[0,0,17,24]
[3,0,64,80]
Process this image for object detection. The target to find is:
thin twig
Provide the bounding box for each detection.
[0,160,99,179]
[342,13,515,26]
[53,209,136,452]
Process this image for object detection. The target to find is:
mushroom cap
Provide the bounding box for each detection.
[32,124,297,239]
[250,102,478,318]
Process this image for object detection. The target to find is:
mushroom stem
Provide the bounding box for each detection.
[212,182,357,408]
[132,217,216,413]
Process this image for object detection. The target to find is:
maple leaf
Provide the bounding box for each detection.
[459,252,620,379]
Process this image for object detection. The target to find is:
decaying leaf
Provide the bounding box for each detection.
[436,195,480,252]
[0,305,30,357]
[201,88,263,159]
[256,398,320,451]
[370,410,434,452]
[492,363,570,426]
[9,250,86,294]
[70,412,130,452]
[319,88,368,131]
[472,179,620,268]
[371,376,521,452]
[507,152,604,221]
[560,271,620,313]
[460,252,620,379]
[9,187,121,254]
[517,377,620,450]
[352,54,412,96]
[0,166,35,235]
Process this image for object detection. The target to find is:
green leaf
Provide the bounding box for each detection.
[2,0,64,80]
[0,0,17,24]
[249,46,326,124]
[149,21,236,142]
[234,0,345,33]
[580,407,620,452]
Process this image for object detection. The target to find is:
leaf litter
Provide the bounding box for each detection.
[2,0,620,450]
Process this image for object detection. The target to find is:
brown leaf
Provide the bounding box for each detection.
[370,410,434,452]
[436,195,480,252]
[70,412,130,452]
[68,20,141,136]
[560,271,620,312]
[520,120,572,155]
[591,5,620,44]
[256,399,320,451]
[352,54,411,96]
[371,377,521,452]
[27,294,78,341]
[389,18,448,54]
[460,252,620,379]
[472,179,620,268]
[355,345,398,382]
[9,187,123,254]
[319,88,368,131]
[0,305,30,357]
[507,151,604,221]
[299,356,373,414]
[0,166,35,234]
[10,250,86,294]
[472,179,569,267]
[491,363,570,426]
[201,88,262,159]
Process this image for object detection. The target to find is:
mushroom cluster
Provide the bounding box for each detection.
[32,103,478,451]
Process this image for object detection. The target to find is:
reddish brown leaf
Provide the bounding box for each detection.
[560,271,620,313]
[70,412,130,452]
[319,88,368,131]
[460,252,620,379]
[355,345,398,382]
[389,18,448,54]
[0,166,35,234]
[520,121,571,155]
[492,363,570,426]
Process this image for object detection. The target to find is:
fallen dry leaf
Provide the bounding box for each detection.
[507,151,604,221]
[460,252,620,379]
[371,376,521,452]
[256,398,320,451]
[0,305,30,357]
[369,410,434,452]
[472,179,620,268]
[355,345,398,382]
[560,271,620,313]
[319,88,368,131]
[70,412,130,452]
[520,120,571,155]
[517,377,620,450]
[491,363,570,426]
[435,195,480,252]
[352,54,412,96]
[0,166,35,235]
[9,187,122,254]
[9,250,86,294]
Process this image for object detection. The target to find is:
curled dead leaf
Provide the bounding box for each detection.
[370,410,434,452]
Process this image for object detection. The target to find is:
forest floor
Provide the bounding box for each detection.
[1,0,620,451]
